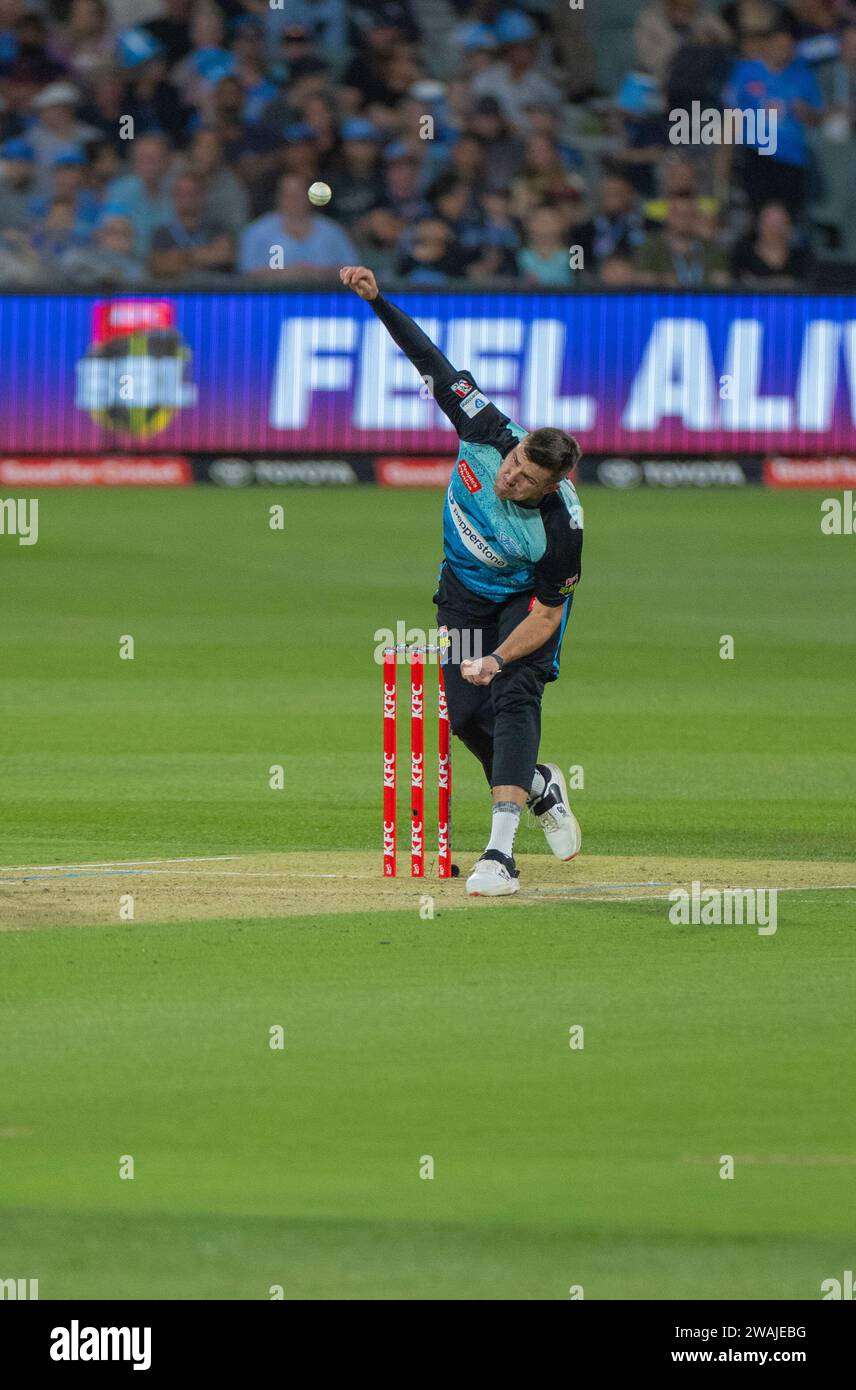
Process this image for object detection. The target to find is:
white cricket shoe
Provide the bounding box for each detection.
[528,763,581,861]
[466,850,520,897]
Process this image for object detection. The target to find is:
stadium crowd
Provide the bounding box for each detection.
[0,0,854,290]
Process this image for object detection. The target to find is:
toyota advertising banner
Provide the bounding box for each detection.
[0,289,854,454]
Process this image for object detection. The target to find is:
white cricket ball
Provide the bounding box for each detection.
[307,181,332,207]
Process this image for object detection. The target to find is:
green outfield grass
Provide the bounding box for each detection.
[1,487,854,864]
[2,894,855,1300]
[1,485,854,1299]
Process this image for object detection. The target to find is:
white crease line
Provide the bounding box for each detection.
[519,884,856,903]
[81,870,378,880]
[0,856,241,871]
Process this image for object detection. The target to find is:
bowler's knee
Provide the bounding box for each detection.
[493,663,546,715]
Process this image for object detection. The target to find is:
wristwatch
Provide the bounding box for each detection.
[490,652,506,673]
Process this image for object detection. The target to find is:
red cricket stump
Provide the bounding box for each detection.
[382,650,397,876]
[410,650,425,877]
[381,638,452,879]
[437,660,451,878]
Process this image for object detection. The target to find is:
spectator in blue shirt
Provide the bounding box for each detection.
[723,22,825,214]
[517,204,576,286]
[28,150,101,232]
[105,130,174,254]
[29,195,92,262]
[238,171,358,280]
[171,8,234,110]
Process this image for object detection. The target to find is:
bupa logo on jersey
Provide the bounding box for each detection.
[75,299,198,438]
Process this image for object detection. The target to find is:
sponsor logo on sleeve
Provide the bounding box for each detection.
[450,378,473,398]
[460,391,490,419]
[457,459,481,493]
[559,574,579,595]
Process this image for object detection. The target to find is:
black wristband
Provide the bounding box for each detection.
[490,652,505,672]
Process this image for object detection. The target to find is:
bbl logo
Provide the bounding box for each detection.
[75,299,198,438]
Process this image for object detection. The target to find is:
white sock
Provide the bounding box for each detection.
[530,765,548,798]
[486,801,522,858]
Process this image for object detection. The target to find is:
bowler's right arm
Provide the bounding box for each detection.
[339,265,515,448]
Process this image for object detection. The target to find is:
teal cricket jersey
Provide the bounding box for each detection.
[370,293,584,606]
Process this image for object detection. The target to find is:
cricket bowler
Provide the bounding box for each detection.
[341,265,584,897]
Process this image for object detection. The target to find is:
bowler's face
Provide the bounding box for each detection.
[494,443,554,503]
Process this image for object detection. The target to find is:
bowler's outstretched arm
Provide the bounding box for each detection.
[339,265,516,448]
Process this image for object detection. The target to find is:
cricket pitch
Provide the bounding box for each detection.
[1,851,855,930]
